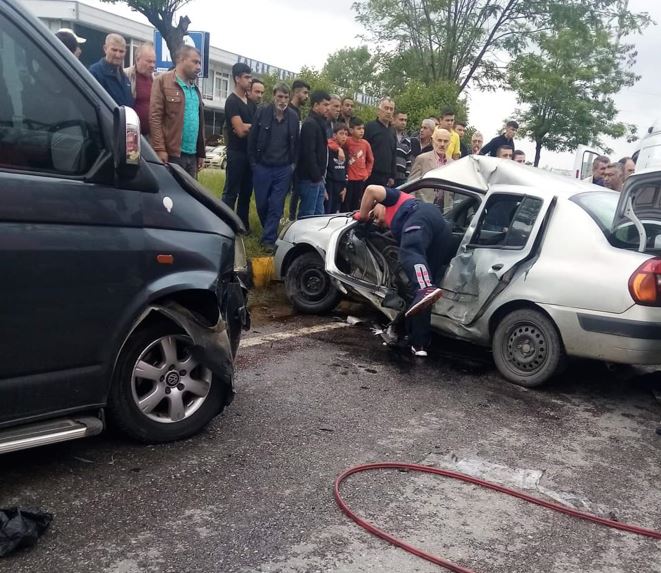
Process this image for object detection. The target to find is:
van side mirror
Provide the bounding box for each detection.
[113,106,141,176]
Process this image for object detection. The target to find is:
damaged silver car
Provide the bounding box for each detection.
[275,156,661,387]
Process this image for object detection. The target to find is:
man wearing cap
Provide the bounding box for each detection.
[55,28,85,58]
[89,33,133,107]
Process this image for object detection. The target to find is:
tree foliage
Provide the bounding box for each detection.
[321,46,382,97]
[353,0,552,93]
[393,80,467,131]
[101,0,192,60]
[509,2,650,165]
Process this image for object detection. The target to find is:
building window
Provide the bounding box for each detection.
[202,76,213,100]
[214,71,229,101]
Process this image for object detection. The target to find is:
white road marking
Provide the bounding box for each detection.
[240,322,351,348]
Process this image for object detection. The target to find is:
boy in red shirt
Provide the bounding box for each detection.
[341,117,374,211]
[354,185,453,356]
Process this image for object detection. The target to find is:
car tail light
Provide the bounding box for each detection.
[629,258,661,306]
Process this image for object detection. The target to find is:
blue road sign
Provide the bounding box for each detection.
[154,31,210,78]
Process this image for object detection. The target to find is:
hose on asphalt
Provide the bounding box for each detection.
[333,462,661,573]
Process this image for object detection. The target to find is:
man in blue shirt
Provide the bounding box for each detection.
[89,34,133,107]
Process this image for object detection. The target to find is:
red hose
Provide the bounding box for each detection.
[334,462,661,573]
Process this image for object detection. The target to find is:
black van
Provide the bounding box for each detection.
[0,0,249,453]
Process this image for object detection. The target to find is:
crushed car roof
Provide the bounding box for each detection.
[421,155,605,197]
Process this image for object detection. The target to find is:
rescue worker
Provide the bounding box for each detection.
[354,185,454,356]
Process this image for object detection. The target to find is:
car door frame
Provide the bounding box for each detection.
[324,177,485,318]
[433,187,556,329]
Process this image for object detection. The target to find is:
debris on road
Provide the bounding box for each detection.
[0,507,52,557]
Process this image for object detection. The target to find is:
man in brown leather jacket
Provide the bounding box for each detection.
[150,45,205,178]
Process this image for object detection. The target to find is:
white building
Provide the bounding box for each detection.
[22,0,298,138]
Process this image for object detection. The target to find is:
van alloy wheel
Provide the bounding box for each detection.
[108,320,231,443]
[130,335,212,424]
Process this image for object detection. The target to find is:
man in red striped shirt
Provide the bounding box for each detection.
[354,185,453,356]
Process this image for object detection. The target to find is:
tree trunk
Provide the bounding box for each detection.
[138,10,190,66]
[534,140,543,167]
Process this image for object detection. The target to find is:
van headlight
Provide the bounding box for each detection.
[234,237,248,273]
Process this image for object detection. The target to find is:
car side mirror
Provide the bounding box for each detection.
[113,106,141,177]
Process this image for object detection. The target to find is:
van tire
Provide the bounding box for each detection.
[285,252,342,314]
[108,322,229,443]
[492,309,566,388]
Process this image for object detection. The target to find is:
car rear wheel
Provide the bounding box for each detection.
[492,309,566,388]
[285,252,342,314]
[108,322,230,442]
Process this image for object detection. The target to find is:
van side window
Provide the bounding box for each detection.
[0,14,103,175]
[471,194,543,248]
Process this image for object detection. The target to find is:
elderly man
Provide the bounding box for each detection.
[409,127,451,180]
[150,46,205,178]
[365,97,397,186]
[409,127,452,205]
[248,83,299,252]
[125,43,156,135]
[411,118,437,158]
[471,131,484,154]
[89,33,133,107]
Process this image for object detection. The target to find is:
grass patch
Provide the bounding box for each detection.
[198,168,292,260]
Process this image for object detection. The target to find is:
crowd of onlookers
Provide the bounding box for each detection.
[55,29,638,252]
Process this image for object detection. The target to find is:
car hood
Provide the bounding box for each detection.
[281,214,354,247]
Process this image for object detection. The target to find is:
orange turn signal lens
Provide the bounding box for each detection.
[156,254,174,265]
[628,258,661,306]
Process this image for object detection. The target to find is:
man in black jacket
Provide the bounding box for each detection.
[480,120,518,157]
[248,83,300,252]
[296,90,331,218]
[365,97,397,187]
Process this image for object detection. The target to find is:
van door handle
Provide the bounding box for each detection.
[491,264,504,271]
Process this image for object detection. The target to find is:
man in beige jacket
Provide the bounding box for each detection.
[408,127,452,204]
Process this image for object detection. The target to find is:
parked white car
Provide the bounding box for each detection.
[204,145,226,169]
[274,156,661,387]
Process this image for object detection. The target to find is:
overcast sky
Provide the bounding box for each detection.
[81,0,661,169]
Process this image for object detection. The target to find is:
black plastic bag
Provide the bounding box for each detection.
[0,507,52,557]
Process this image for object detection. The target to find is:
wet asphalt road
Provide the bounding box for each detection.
[1,300,660,573]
